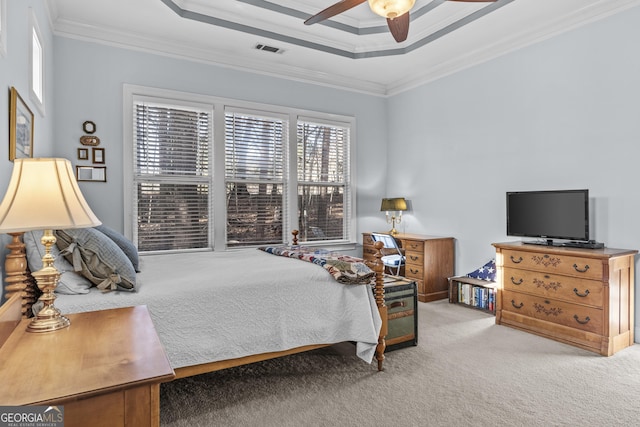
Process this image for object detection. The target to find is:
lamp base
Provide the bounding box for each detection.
[26,308,70,333]
[27,229,71,333]
[388,227,399,235]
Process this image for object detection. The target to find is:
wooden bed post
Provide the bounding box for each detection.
[369,240,387,371]
[3,232,37,318]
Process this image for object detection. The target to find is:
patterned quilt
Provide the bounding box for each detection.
[258,246,376,285]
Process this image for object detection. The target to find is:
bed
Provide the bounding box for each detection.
[1,231,389,379]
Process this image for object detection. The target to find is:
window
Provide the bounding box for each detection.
[29,8,45,114]
[124,85,355,252]
[132,98,213,252]
[225,109,287,247]
[0,0,7,57]
[297,118,351,242]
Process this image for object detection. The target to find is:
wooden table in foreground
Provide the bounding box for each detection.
[0,304,175,427]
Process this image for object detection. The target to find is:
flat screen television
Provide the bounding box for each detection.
[506,189,589,244]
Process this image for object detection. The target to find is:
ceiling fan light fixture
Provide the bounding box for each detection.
[368,0,415,19]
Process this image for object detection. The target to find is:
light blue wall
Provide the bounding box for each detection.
[0,0,55,290]
[2,1,640,334]
[388,4,640,269]
[52,38,388,235]
[387,5,640,335]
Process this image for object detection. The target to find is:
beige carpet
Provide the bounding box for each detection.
[160,300,640,426]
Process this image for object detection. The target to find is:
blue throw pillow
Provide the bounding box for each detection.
[466,259,496,282]
[55,228,137,291]
[94,224,140,272]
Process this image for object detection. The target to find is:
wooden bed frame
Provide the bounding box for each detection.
[2,231,388,377]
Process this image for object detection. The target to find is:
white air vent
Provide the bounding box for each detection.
[255,43,284,54]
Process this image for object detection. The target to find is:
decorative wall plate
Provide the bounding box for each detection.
[83,120,96,134]
[80,135,100,146]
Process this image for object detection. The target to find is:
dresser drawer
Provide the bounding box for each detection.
[405,251,423,266]
[363,234,375,246]
[362,245,376,261]
[502,290,603,335]
[405,264,423,279]
[503,267,604,308]
[502,249,603,280]
[403,240,424,252]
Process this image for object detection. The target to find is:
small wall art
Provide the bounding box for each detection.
[9,87,34,161]
[76,166,107,182]
[92,147,105,164]
[77,148,89,160]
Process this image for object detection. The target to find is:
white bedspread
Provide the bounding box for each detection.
[54,249,382,370]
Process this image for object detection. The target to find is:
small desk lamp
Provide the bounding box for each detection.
[0,158,101,332]
[380,197,407,235]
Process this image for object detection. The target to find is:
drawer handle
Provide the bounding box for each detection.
[410,268,420,274]
[573,288,590,298]
[510,277,523,285]
[511,300,524,309]
[389,301,406,309]
[510,256,523,264]
[409,256,419,261]
[574,315,591,325]
[573,264,590,273]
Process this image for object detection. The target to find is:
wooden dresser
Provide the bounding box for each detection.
[493,242,637,356]
[0,302,175,426]
[363,232,454,302]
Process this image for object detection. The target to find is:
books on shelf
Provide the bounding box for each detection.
[457,282,496,312]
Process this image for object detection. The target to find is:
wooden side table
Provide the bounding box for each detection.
[363,232,455,302]
[0,305,175,427]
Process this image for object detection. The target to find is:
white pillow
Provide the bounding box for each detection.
[23,230,92,295]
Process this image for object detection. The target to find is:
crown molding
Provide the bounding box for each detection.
[49,0,640,97]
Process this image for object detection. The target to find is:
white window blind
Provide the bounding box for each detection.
[134,101,212,252]
[225,109,287,247]
[297,118,350,242]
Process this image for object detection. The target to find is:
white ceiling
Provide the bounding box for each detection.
[47,0,640,96]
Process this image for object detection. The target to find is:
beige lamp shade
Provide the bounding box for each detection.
[380,197,407,212]
[0,158,101,232]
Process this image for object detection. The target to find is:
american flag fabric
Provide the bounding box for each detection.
[466,259,496,282]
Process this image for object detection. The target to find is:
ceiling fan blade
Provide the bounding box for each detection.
[387,12,410,43]
[304,0,367,25]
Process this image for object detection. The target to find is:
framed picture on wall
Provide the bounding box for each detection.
[76,166,106,182]
[78,148,89,160]
[9,87,34,161]
[92,147,105,164]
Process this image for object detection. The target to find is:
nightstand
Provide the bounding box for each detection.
[0,305,175,427]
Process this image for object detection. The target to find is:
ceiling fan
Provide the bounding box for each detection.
[304,0,498,43]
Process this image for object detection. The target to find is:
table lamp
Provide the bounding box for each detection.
[0,158,101,332]
[380,197,407,235]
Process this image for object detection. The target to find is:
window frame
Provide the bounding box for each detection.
[297,116,353,243]
[0,0,7,57]
[28,8,45,115]
[224,106,289,248]
[123,84,357,252]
